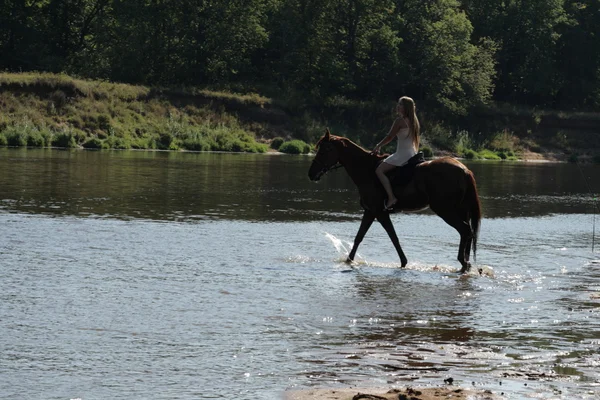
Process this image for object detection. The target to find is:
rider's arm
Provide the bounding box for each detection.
[372,117,406,153]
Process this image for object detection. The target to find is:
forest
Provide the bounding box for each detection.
[1,0,599,158]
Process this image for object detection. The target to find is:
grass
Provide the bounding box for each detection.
[1,72,598,161]
[0,72,269,153]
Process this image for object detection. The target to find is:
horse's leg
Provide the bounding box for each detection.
[377,212,408,268]
[347,210,376,263]
[437,210,473,273]
[464,228,473,263]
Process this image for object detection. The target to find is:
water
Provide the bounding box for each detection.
[0,148,599,399]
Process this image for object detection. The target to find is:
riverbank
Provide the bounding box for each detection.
[1,72,598,163]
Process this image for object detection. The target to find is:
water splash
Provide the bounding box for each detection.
[324,232,365,263]
[324,232,350,254]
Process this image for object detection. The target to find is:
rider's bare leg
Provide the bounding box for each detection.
[376,162,397,209]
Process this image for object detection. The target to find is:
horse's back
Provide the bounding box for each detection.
[421,156,469,171]
[413,157,473,203]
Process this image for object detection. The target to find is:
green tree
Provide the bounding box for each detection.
[265,0,336,94]
[396,0,497,114]
[556,1,600,109]
[464,0,566,106]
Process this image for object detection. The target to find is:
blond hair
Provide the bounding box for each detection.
[400,96,420,150]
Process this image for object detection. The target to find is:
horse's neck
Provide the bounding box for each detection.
[337,140,378,186]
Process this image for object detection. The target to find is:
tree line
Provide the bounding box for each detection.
[1,0,599,115]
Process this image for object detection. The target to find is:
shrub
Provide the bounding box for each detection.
[463,149,478,159]
[455,131,474,155]
[105,136,131,149]
[49,90,67,110]
[420,146,434,158]
[270,136,284,150]
[490,130,518,152]
[130,137,154,149]
[479,149,502,160]
[0,132,7,146]
[52,131,78,148]
[97,114,111,131]
[82,138,104,149]
[279,139,310,154]
[26,130,46,147]
[157,132,174,149]
[5,129,27,147]
[181,137,212,151]
[425,122,454,151]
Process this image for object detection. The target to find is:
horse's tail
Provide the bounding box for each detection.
[465,170,481,261]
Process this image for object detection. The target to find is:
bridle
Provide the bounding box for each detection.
[311,144,343,179]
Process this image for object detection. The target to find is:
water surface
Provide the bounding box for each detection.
[0,149,599,399]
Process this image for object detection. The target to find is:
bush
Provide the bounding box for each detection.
[97,114,111,131]
[490,130,518,152]
[455,131,474,156]
[5,129,27,146]
[82,138,105,149]
[105,136,131,149]
[420,146,434,158]
[49,90,68,110]
[26,130,46,147]
[52,131,78,148]
[270,136,284,150]
[0,132,7,146]
[463,149,478,159]
[157,132,174,150]
[279,139,311,154]
[425,122,454,151]
[181,137,212,151]
[479,149,502,160]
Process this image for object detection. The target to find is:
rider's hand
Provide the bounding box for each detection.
[371,146,380,155]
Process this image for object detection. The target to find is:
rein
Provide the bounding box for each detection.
[311,155,343,179]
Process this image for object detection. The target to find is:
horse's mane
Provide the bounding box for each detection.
[317,134,383,160]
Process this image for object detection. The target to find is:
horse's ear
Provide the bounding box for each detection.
[325,128,331,140]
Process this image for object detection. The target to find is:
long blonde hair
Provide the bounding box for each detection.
[400,96,420,150]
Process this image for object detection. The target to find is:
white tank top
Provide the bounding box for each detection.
[383,127,416,166]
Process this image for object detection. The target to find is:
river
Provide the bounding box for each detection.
[0,148,599,399]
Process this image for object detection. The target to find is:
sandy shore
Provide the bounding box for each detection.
[285,386,504,400]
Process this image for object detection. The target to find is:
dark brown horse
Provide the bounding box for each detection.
[308,129,481,273]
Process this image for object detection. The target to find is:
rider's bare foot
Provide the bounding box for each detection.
[385,198,398,211]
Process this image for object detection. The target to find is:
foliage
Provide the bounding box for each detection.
[0,73,269,153]
[478,149,502,160]
[463,149,478,159]
[420,146,434,158]
[1,0,599,121]
[279,140,311,154]
[270,137,285,150]
[82,137,105,149]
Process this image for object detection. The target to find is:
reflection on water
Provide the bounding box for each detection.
[0,149,599,400]
[0,148,598,220]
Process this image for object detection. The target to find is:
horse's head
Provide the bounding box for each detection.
[308,129,344,181]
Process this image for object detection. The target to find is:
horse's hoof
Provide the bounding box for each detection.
[345,257,353,264]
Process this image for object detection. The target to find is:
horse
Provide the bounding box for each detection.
[308,129,481,273]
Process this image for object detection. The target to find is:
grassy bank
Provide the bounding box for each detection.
[0,72,270,153]
[1,72,598,162]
